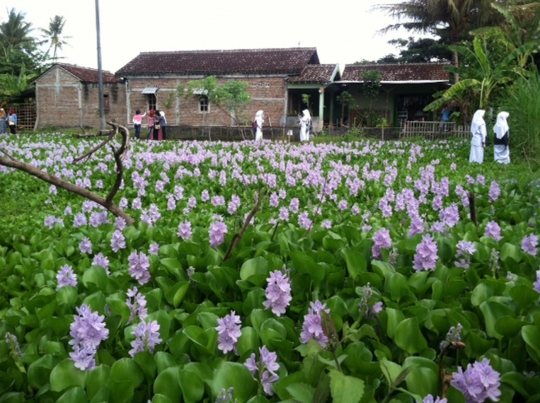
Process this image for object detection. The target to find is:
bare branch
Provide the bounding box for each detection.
[223,188,264,261]
[105,122,130,204]
[0,149,16,161]
[73,129,112,139]
[0,156,134,225]
[73,130,116,163]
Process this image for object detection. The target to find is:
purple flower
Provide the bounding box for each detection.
[92,253,110,274]
[413,234,439,271]
[244,346,280,396]
[522,234,538,256]
[451,358,501,403]
[216,311,242,354]
[358,283,384,318]
[69,304,109,371]
[149,242,159,255]
[455,241,476,269]
[289,198,300,213]
[73,213,87,228]
[111,230,126,253]
[128,251,151,285]
[531,270,540,295]
[64,205,72,215]
[372,228,392,259]
[79,237,92,255]
[321,219,332,229]
[115,216,127,231]
[484,221,502,241]
[408,214,425,237]
[338,200,348,211]
[423,395,447,403]
[279,207,289,221]
[126,287,148,323]
[439,323,463,351]
[129,320,162,357]
[209,221,228,248]
[263,269,292,316]
[56,265,77,290]
[177,221,192,240]
[488,181,500,202]
[440,203,460,228]
[201,189,210,202]
[300,300,330,348]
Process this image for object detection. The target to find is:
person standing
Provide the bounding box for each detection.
[145,110,155,140]
[493,111,510,164]
[469,109,487,164]
[132,109,146,139]
[439,106,451,132]
[153,110,162,140]
[158,110,167,140]
[299,109,311,141]
[254,110,264,141]
[7,109,17,134]
[0,108,7,135]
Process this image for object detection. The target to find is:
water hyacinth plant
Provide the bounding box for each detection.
[0,132,539,402]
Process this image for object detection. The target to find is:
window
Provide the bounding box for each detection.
[199,95,209,113]
[147,94,156,111]
[103,94,110,111]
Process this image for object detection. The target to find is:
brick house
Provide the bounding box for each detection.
[34,63,126,129]
[337,63,450,127]
[115,47,336,131]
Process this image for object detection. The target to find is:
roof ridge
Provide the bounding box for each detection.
[137,47,317,55]
[344,62,451,67]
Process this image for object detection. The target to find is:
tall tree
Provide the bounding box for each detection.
[0,8,35,52]
[374,0,498,81]
[40,15,70,60]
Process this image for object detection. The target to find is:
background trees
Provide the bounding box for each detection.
[0,8,68,102]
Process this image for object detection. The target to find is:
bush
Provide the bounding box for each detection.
[503,72,540,164]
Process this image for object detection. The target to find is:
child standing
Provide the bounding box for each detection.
[132,109,146,139]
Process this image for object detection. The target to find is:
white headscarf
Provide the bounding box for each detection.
[254,110,264,126]
[302,109,311,121]
[493,111,509,139]
[471,109,486,135]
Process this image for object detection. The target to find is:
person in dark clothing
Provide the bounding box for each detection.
[493,111,510,164]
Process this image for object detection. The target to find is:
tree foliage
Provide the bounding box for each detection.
[177,76,252,125]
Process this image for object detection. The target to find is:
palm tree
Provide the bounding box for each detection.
[0,8,35,52]
[40,15,70,60]
[374,0,498,81]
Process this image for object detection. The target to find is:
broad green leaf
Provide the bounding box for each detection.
[329,369,364,403]
[286,382,315,403]
[479,300,515,339]
[50,359,87,392]
[178,369,205,403]
[342,248,367,280]
[212,362,257,403]
[522,326,540,363]
[154,366,181,402]
[110,358,144,388]
[394,317,427,355]
[86,365,110,400]
[56,386,87,403]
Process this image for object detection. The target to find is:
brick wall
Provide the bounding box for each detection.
[35,66,127,129]
[126,76,288,128]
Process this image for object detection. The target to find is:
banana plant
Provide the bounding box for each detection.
[425,36,538,111]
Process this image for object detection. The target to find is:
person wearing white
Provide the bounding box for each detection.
[299,109,311,141]
[469,109,487,164]
[493,111,510,164]
[254,110,264,141]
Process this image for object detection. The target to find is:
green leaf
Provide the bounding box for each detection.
[237,326,260,356]
[240,256,269,286]
[286,382,315,403]
[403,357,438,397]
[56,386,87,403]
[86,365,110,400]
[212,362,257,403]
[154,366,181,402]
[329,369,365,403]
[500,243,522,263]
[152,395,173,403]
[342,248,367,280]
[50,359,87,392]
[495,316,527,337]
[56,286,78,307]
[82,266,109,291]
[479,300,515,339]
[508,285,538,310]
[522,326,540,363]
[178,368,205,403]
[28,355,61,390]
[110,358,144,388]
[394,317,427,355]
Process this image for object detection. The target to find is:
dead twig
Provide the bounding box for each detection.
[223,188,264,261]
[106,122,130,204]
[73,129,112,139]
[467,192,477,226]
[0,155,134,225]
[0,149,16,161]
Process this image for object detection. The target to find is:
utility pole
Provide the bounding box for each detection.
[95,0,106,130]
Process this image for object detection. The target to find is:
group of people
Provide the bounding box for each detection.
[469,109,510,165]
[252,109,312,142]
[0,108,18,135]
[132,109,167,140]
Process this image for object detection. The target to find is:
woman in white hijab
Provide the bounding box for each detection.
[469,109,487,164]
[493,111,510,164]
[254,110,264,141]
[299,109,311,142]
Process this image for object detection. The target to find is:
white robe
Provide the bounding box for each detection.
[254,111,264,141]
[469,111,487,164]
[494,145,510,164]
[299,110,311,142]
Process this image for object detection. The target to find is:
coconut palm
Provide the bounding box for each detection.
[0,8,35,52]
[40,15,70,60]
[374,0,500,81]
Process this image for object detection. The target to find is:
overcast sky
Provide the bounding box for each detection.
[7,0,411,73]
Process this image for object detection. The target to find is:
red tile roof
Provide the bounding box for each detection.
[341,63,450,82]
[56,63,122,83]
[287,64,340,84]
[116,48,320,76]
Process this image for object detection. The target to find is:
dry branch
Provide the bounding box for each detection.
[0,121,135,225]
[223,188,264,261]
